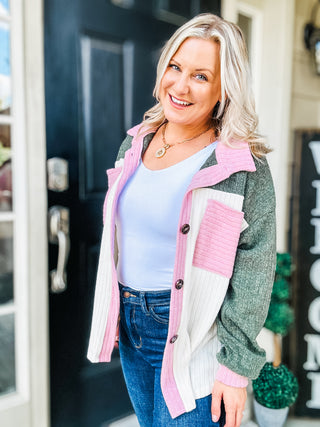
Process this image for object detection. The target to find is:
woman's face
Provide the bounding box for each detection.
[159,37,222,130]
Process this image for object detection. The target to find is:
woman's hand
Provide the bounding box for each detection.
[211,380,247,427]
[114,317,120,349]
[114,323,119,349]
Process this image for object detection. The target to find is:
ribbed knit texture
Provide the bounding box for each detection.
[215,158,276,379]
[216,365,248,387]
[193,199,244,278]
[168,186,248,412]
[87,175,121,362]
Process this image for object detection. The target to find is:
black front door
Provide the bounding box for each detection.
[45,1,221,426]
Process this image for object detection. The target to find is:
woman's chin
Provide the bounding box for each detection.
[162,110,194,127]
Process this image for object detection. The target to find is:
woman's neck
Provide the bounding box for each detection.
[165,120,212,141]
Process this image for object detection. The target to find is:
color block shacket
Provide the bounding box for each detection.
[87,123,276,419]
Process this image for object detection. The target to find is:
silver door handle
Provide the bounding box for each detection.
[48,206,70,293]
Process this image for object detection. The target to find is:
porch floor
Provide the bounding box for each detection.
[108,414,320,426]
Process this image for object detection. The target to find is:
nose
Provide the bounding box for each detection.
[174,73,190,95]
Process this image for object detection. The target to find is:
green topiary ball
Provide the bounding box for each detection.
[271,278,291,302]
[252,363,299,409]
[275,253,293,278]
[265,302,294,335]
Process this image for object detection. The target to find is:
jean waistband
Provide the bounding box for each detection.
[119,283,171,305]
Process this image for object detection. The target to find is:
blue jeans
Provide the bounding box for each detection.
[119,284,226,427]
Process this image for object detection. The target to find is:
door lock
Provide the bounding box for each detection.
[48,206,70,293]
[47,157,69,192]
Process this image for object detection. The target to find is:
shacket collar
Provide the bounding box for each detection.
[126,124,256,189]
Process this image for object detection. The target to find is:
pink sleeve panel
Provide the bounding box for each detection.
[216,364,248,388]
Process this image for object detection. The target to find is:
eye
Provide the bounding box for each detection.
[168,63,180,71]
[195,73,208,82]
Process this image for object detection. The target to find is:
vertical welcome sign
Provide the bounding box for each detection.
[291,130,320,417]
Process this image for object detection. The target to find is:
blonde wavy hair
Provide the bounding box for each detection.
[141,13,271,158]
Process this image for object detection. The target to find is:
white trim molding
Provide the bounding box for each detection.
[24,0,50,426]
[237,2,263,112]
[221,0,237,21]
[0,0,30,423]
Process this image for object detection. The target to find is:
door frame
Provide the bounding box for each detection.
[0,0,49,425]
[0,0,48,425]
[25,0,49,425]
[0,0,30,421]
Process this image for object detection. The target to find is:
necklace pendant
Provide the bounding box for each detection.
[155,147,166,158]
[155,144,170,158]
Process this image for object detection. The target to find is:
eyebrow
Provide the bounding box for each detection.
[195,68,214,75]
[171,58,214,76]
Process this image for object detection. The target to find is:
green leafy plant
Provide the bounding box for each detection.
[0,141,11,167]
[253,253,298,411]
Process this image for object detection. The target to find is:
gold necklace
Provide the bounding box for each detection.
[155,122,212,159]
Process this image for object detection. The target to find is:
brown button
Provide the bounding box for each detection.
[181,224,190,234]
[175,279,184,290]
[170,335,178,344]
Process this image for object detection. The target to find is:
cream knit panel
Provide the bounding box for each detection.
[190,325,222,400]
[87,171,123,362]
[172,188,245,411]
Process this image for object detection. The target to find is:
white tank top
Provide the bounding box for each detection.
[116,141,217,291]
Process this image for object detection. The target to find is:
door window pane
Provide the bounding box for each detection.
[0,124,11,211]
[0,221,13,304]
[111,0,134,8]
[0,313,15,396]
[200,0,220,13]
[0,21,11,115]
[157,0,191,17]
[0,0,9,16]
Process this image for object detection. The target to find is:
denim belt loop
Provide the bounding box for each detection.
[140,292,148,314]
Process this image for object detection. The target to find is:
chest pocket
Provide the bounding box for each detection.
[192,199,244,279]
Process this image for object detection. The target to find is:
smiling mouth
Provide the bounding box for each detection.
[169,94,192,107]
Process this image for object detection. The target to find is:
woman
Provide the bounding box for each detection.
[87,13,276,427]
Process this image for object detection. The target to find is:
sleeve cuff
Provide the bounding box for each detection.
[216,365,248,388]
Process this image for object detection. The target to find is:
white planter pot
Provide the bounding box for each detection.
[253,399,289,427]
